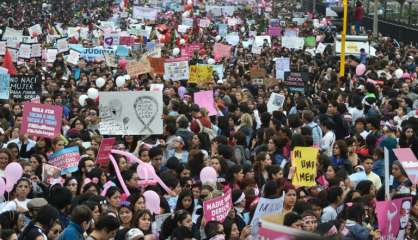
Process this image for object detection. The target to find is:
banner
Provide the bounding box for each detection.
[99,91,164,135]
[284,72,308,93]
[148,57,165,75]
[259,218,320,239]
[213,43,231,61]
[275,57,290,80]
[267,93,285,114]
[163,58,189,81]
[203,189,232,223]
[133,6,159,20]
[126,57,152,77]
[0,72,10,99]
[194,91,217,116]
[21,102,63,139]
[48,146,80,175]
[10,75,42,100]
[393,148,418,184]
[376,197,412,240]
[96,138,116,165]
[189,65,213,84]
[292,147,318,187]
[250,197,284,235]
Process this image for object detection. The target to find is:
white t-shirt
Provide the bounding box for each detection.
[321,131,335,157]
[348,107,364,125]
[321,205,337,223]
[0,199,31,213]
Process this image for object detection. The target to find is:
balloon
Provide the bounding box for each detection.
[87,88,99,99]
[172,48,180,56]
[207,58,215,65]
[78,94,88,106]
[180,38,186,45]
[96,77,106,88]
[395,69,404,79]
[108,154,131,196]
[143,190,160,214]
[187,0,192,5]
[240,27,245,33]
[0,178,5,197]
[215,35,221,42]
[116,76,125,87]
[5,162,23,185]
[402,73,411,79]
[200,167,218,184]
[356,64,366,76]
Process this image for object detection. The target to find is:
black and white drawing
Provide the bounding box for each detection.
[99,92,163,135]
[267,93,285,114]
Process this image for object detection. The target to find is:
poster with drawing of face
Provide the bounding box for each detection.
[376,197,412,240]
[99,91,163,135]
[267,93,285,113]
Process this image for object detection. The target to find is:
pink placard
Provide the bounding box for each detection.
[376,197,412,239]
[194,91,218,116]
[181,44,202,58]
[21,102,63,139]
[213,43,231,61]
[203,189,232,223]
[268,27,281,37]
[393,148,418,184]
[96,138,116,165]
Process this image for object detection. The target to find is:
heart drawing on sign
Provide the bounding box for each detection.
[104,37,113,46]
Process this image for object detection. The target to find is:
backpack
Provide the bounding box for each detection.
[196,119,217,140]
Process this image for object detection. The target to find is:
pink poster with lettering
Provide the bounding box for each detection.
[203,189,232,223]
[375,197,412,240]
[393,148,418,184]
[194,90,218,116]
[213,43,231,61]
[96,138,116,165]
[21,102,63,139]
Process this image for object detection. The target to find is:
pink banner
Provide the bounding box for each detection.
[21,102,63,139]
[376,197,412,240]
[181,44,202,58]
[268,27,281,37]
[213,43,231,61]
[203,189,232,223]
[393,148,418,184]
[194,91,217,116]
[96,138,116,165]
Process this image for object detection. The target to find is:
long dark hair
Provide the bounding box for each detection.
[175,189,195,214]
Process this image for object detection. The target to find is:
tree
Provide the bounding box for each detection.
[397,0,407,22]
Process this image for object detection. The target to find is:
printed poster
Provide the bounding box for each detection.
[163,58,189,81]
[48,146,80,175]
[275,57,290,80]
[292,147,319,187]
[203,189,232,223]
[284,72,308,93]
[21,102,63,139]
[213,43,231,61]
[96,138,116,165]
[9,75,42,100]
[376,197,412,240]
[18,44,31,59]
[267,93,285,114]
[42,163,62,183]
[99,91,163,135]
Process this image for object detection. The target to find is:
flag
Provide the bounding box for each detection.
[3,50,16,76]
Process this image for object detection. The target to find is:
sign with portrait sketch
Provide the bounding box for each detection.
[267,93,285,113]
[99,92,163,135]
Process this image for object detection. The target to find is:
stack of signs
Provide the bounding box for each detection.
[284,72,308,93]
[21,102,63,139]
[99,92,163,135]
[9,75,42,100]
[163,58,189,81]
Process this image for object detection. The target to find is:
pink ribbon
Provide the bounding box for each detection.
[109,153,131,196]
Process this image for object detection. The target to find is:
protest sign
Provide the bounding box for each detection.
[284,72,308,93]
[304,36,316,48]
[104,32,120,48]
[292,147,318,187]
[0,72,10,99]
[211,64,224,80]
[199,18,211,28]
[56,38,69,53]
[250,197,284,235]
[254,36,271,47]
[259,218,320,239]
[150,84,164,93]
[119,36,135,46]
[28,24,42,37]
[66,50,80,65]
[213,43,231,61]
[284,28,299,37]
[21,102,63,139]
[316,42,327,54]
[0,41,6,55]
[42,163,62,184]
[225,33,240,46]
[194,91,217,116]
[126,57,152,77]
[133,6,159,20]
[99,91,163,135]
[154,213,171,232]
[96,138,116,165]
[275,57,290,80]
[218,24,228,37]
[18,44,31,59]
[46,48,58,63]
[31,44,42,58]
[177,25,190,33]
[163,58,189,81]
[267,93,285,113]
[203,189,232,223]
[282,36,305,49]
[182,18,194,27]
[376,197,412,240]
[189,65,213,84]
[67,27,79,39]
[268,27,281,37]
[10,75,42,100]
[49,146,80,175]
[104,52,118,68]
[148,57,165,75]
[181,44,202,58]
[393,148,418,184]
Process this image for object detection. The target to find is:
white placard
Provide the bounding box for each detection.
[254,36,271,47]
[104,32,120,48]
[250,197,284,235]
[225,33,240,46]
[178,25,190,33]
[0,41,6,55]
[66,50,80,65]
[267,93,285,113]
[46,49,58,63]
[18,44,31,59]
[31,44,42,58]
[275,57,290,80]
[56,38,69,53]
[163,59,189,81]
[28,24,42,37]
[281,36,304,50]
[150,84,164,93]
[132,6,159,20]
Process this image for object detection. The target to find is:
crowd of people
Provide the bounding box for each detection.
[0,0,417,240]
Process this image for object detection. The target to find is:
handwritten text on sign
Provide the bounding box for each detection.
[48,146,80,175]
[203,189,232,223]
[292,147,318,187]
[10,75,42,100]
[21,102,63,139]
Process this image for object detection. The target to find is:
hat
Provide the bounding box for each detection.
[27,198,48,210]
[125,228,144,240]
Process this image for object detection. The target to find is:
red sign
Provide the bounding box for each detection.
[96,138,116,165]
[21,102,62,139]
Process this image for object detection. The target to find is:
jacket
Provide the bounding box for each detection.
[58,221,84,240]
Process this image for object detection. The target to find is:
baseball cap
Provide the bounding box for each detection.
[27,198,48,210]
[126,228,144,240]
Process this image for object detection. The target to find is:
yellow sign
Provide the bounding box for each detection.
[292,147,319,187]
[189,65,213,84]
